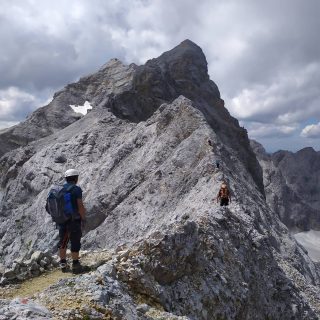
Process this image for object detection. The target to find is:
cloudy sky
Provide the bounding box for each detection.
[1,0,320,152]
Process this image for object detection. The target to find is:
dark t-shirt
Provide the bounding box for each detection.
[64,183,83,217]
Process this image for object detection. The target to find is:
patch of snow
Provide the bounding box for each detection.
[294,230,320,262]
[70,101,92,115]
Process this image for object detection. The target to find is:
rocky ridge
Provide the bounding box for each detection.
[0,58,136,158]
[0,40,320,319]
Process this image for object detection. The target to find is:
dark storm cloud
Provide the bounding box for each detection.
[0,0,320,151]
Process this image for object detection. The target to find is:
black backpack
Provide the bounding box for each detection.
[45,184,76,224]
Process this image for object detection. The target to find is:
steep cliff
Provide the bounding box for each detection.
[252,140,320,232]
[0,40,263,194]
[0,41,320,319]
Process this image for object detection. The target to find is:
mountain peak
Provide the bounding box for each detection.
[1,41,320,318]
[150,39,209,84]
[163,39,205,59]
[297,146,316,156]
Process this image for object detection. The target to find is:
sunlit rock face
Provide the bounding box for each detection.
[1,41,320,319]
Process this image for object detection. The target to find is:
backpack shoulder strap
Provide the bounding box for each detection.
[65,184,76,192]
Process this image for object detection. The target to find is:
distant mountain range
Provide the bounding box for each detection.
[252,140,320,232]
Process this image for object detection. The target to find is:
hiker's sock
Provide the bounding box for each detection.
[60,259,68,272]
[73,259,80,265]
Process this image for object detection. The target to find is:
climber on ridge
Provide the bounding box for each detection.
[216,182,231,206]
[207,139,220,169]
[46,169,88,274]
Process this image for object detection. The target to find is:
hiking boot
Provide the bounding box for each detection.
[72,262,91,274]
[59,262,70,273]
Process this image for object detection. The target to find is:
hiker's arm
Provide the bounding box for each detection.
[77,198,86,220]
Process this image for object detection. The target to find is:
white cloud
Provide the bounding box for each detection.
[301,122,320,138]
[227,63,320,123]
[0,87,36,117]
[295,230,320,262]
[0,87,48,122]
[244,121,299,139]
[0,121,19,130]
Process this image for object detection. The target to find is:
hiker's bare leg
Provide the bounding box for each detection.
[71,251,79,260]
[59,248,67,260]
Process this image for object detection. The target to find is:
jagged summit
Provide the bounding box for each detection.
[0,40,262,192]
[107,39,220,122]
[0,40,218,157]
[147,39,210,84]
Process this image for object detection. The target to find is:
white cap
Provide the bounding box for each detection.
[64,169,79,177]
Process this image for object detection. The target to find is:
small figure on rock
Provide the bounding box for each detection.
[207,139,220,170]
[216,182,231,206]
[207,139,214,150]
[46,169,89,274]
[155,170,162,180]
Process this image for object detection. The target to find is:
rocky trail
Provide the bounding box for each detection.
[1,204,320,319]
[0,245,200,319]
[0,250,113,301]
[0,270,72,300]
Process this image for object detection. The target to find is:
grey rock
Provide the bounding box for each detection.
[53,154,67,163]
[136,303,150,313]
[251,140,320,232]
[31,251,44,263]
[0,298,52,319]
[0,264,4,276]
[30,261,40,271]
[31,269,41,277]
[16,272,28,281]
[97,260,117,278]
[0,41,319,318]
[3,268,16,281]
[39,259,47,268]
[0,57,137,158]
[11,262,21,273]
[0,278,8,286]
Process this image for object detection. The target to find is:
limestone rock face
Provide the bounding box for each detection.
[0,40,263,193]
[1,41,320,318]
[0,58,136,158]
[252,140,320,232]
[0,298,52,319]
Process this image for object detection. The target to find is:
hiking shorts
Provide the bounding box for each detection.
[57,219,82,252]
[220,198,229,206]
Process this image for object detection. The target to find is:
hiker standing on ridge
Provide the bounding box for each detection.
[207,139,220,169]
[46,169,87,274]
[216,182,231,206]
[59,169,86,273]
